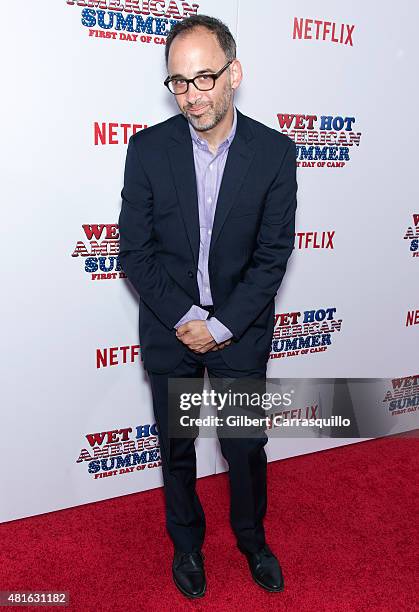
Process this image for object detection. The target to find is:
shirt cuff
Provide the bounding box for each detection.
[173,304,209,328]
[205,316,233,344]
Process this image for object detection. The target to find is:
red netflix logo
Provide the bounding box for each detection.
[96,345,141,368]
[94,122,148,145]
[293,18,355,46]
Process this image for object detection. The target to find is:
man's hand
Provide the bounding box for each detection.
[209,339,232,351]
[175,320,232,353]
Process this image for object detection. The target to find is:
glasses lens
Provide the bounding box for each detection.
[194,75,215,91]
[168,80,187,94]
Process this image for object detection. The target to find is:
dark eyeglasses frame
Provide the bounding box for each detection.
[164,60,233,95]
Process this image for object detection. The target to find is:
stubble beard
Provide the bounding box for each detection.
[182,79,233,133]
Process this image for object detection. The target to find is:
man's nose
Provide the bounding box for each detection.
[185,83,202,105]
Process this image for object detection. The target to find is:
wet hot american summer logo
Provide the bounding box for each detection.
[76,423,161,479]
[71,224,124,280]
[270,307,343,359]
[382,375,419,416]
[277,114,362,167]
[403,214,419,257]
[66,0,199,44]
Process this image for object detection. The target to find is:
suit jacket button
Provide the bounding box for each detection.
[187,271,193,278]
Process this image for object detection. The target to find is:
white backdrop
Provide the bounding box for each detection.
[1,1,418,523]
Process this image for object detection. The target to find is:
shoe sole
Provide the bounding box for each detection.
[172,570,206,599]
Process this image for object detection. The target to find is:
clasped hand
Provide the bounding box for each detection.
[175,320,232,353]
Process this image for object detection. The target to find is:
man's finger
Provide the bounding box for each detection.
[176,327,189,337]
[210,339,232,351]
[192,340,217,353]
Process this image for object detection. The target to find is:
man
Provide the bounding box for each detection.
[118,14,297,599]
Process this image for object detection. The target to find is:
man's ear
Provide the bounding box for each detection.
[230,59,243,90]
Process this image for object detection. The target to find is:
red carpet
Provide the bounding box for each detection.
[1,435,418,611]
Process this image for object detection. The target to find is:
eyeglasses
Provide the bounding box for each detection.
[164,60,233,95]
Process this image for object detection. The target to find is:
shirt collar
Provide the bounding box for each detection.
[188,105,237,152]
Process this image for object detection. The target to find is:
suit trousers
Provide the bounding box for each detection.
[146,319,268,554]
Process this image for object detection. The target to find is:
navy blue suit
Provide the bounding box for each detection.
[118,108,297,373]
[118,108,297,553]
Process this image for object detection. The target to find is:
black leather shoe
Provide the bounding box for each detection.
[241,544,284,592]
[172,550,206,598]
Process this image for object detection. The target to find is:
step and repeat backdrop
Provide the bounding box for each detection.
[1,1,418,522]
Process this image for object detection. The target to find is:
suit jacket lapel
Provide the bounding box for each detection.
[209,113,255,257]
[167,109,255,269]
[167,123,200,268]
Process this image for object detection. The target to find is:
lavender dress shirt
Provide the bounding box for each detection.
[173,106,238,344]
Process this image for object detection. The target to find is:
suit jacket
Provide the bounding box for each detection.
[118,108,297,373]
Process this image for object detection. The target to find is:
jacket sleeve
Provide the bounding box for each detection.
[212,140,297,340]
[118,135,195,330]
